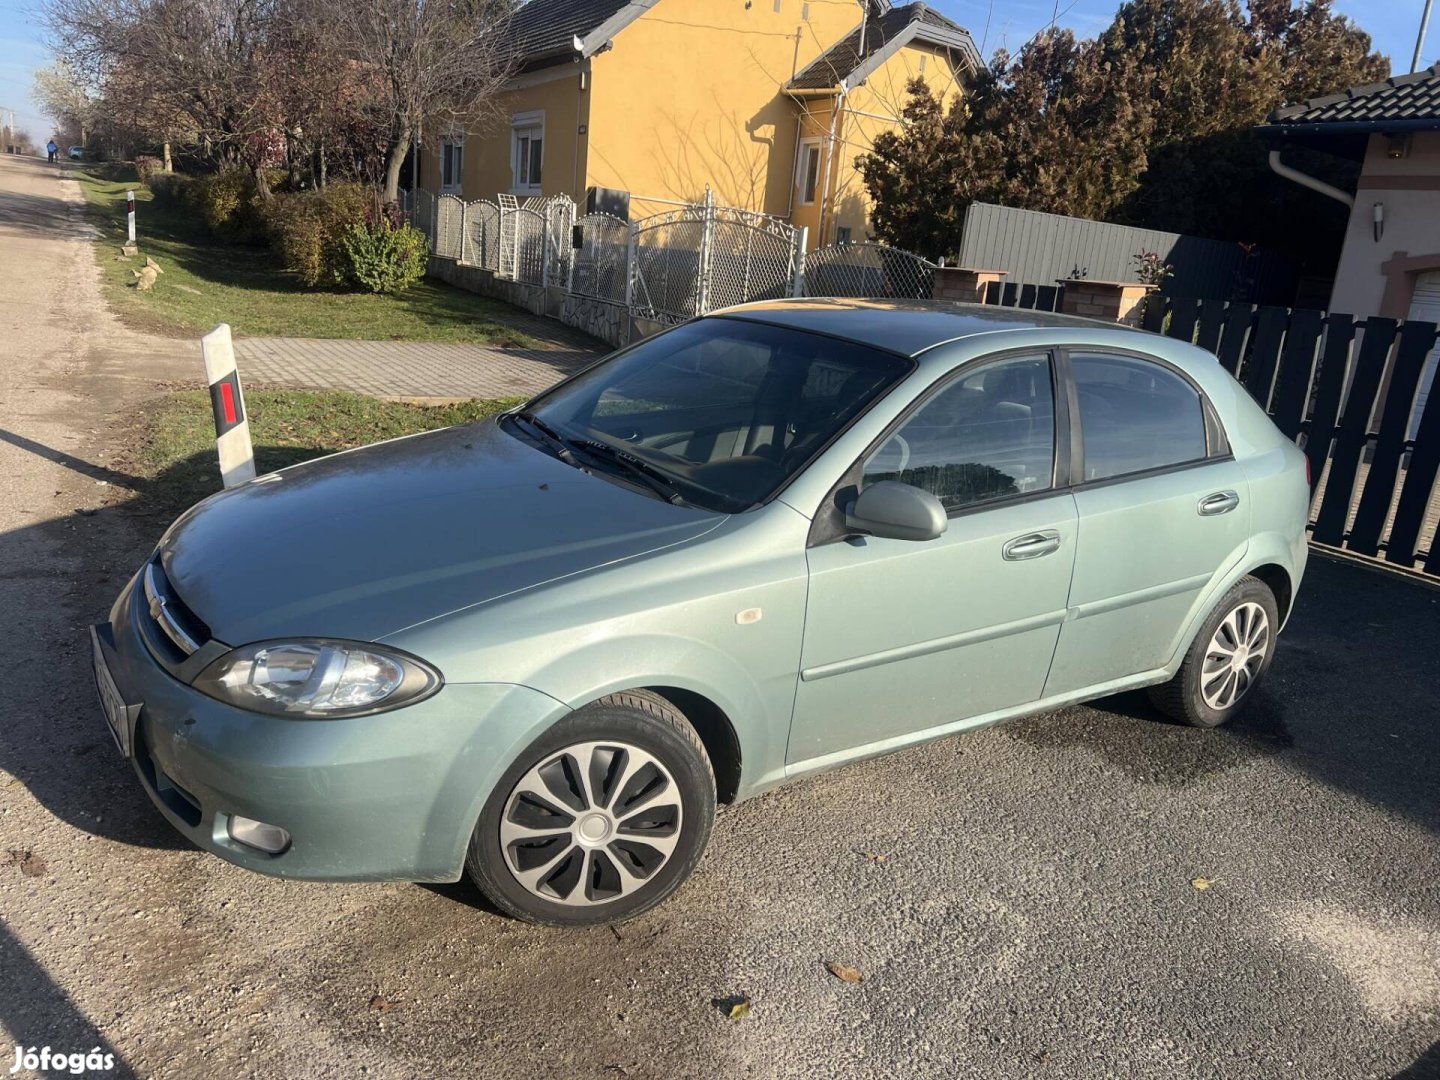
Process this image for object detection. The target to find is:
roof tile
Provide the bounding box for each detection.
[1269,64,1440,127]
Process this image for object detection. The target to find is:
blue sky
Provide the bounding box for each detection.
[0,0,1432,143]
[929,0,1432,69]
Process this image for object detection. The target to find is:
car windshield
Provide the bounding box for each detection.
[518,317,912,512]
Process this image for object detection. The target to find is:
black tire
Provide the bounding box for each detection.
[465,690,716,926]
[1148,576,1280,728]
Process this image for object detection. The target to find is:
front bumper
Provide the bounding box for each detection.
[95,571,569,882]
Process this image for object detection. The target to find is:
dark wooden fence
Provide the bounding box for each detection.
[1140,295,1440,578]
[980,280,1066,311]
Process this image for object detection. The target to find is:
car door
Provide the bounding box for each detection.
[787,351,1079,767]
[1042,349,1251,697]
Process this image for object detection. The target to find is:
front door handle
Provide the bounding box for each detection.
[1002,530,1062,561]
[1198,490,1240,516]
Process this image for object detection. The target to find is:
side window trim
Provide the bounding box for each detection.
[1058,345,1232,488]
[808,347,1067,547]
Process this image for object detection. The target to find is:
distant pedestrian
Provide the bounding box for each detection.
[46,140,57,164]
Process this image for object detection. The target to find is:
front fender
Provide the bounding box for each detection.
[523,630,797,800]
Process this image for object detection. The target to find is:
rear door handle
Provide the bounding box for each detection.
[1198,490,1240,516]
[1002,530,1062,561]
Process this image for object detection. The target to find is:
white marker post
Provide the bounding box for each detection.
[201,324,256,488]
[126,190,136,245]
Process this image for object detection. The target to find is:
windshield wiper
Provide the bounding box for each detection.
[510,410,581,468]
[568,439,689,506]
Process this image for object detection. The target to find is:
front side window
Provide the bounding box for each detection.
[513,113,544,192]
[1070,352,1208,481]
[522,319,911,512]
[864,353,1056,511]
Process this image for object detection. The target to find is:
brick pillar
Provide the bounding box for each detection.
[1058,279,1158,327]
[934,266,1007,304]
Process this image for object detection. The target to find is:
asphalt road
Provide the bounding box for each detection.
[1,153,1437,1080]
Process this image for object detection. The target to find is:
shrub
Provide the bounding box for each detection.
[135,155,165,184]
[201,165,269,243]
[146,172,200,211]
[264,183,371,287]
[341,220,429,294]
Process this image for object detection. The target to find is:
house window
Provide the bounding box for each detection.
[836,226,853,245]
[512,111,544,193]
[440,137,463,194]
[798,139,822,205]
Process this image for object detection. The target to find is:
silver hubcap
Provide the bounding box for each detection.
[500,740,683,906]
[1201,601,1270,711]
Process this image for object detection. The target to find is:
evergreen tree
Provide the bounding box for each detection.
[857,0,1388,273]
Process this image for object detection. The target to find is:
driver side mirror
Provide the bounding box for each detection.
[844,481,947,542]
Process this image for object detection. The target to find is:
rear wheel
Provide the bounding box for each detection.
[1148,576,1279,728]
[465,691,716,926]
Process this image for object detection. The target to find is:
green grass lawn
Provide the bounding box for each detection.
[130,388,522,514]
[76,165,542,346]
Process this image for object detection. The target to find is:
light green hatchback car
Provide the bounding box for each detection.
[92,301,1308,925]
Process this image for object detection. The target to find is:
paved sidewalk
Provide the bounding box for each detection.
[235,321,606,400]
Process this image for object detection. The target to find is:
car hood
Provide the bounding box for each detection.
[158,419,726,645]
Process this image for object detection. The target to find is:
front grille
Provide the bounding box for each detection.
[140,557,211,661]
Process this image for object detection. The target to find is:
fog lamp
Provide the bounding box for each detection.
[228,815,291,854]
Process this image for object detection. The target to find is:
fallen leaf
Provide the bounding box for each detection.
[368,995,398,1011]
[1191,877,1215,891]
[726,1000,751,1020]
[856,850,887,863]
[825,961,864,984]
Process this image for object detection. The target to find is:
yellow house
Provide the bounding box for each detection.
[418,0,979,249]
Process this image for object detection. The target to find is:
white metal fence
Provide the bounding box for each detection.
[411,184,964,324]
[571,213,630,304]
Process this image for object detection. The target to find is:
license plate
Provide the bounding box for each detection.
[91,626,137,758]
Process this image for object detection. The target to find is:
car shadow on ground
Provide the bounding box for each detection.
[0,428,348,854]
[0,921,137,1079]
[1006,555,1440,835]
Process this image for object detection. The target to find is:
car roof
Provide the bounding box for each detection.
[713,298,1145,357]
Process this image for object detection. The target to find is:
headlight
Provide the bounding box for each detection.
[193,640,442,718]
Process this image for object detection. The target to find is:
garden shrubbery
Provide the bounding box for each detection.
[134,155,165,184]
[341,218,429,294]
[201,165,272,244]
[140,164,428,293]
[144,171,198,210]
[264,182,371,286]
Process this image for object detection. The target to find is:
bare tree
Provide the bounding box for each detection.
[332,0,517,204]
[44,0,286,188]
[31,60,98,145]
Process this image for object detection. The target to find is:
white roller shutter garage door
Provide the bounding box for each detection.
[1406,271,1440,438]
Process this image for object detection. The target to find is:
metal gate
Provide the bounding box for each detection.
[630,189,799,322]
[801,242,936,299]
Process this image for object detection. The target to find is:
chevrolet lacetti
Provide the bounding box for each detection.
[91,301,1309,925]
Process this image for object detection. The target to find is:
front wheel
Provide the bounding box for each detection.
[465,691,716,926]
[1148,576,1279,728]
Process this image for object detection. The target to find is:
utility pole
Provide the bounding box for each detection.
[1414,0,1435,74]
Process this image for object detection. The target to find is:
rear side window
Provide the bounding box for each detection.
[1070,352,1208,482]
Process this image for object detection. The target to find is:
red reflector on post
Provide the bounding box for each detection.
[219,382,237,425]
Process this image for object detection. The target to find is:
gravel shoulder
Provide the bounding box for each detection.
[0,154,1437,1080]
